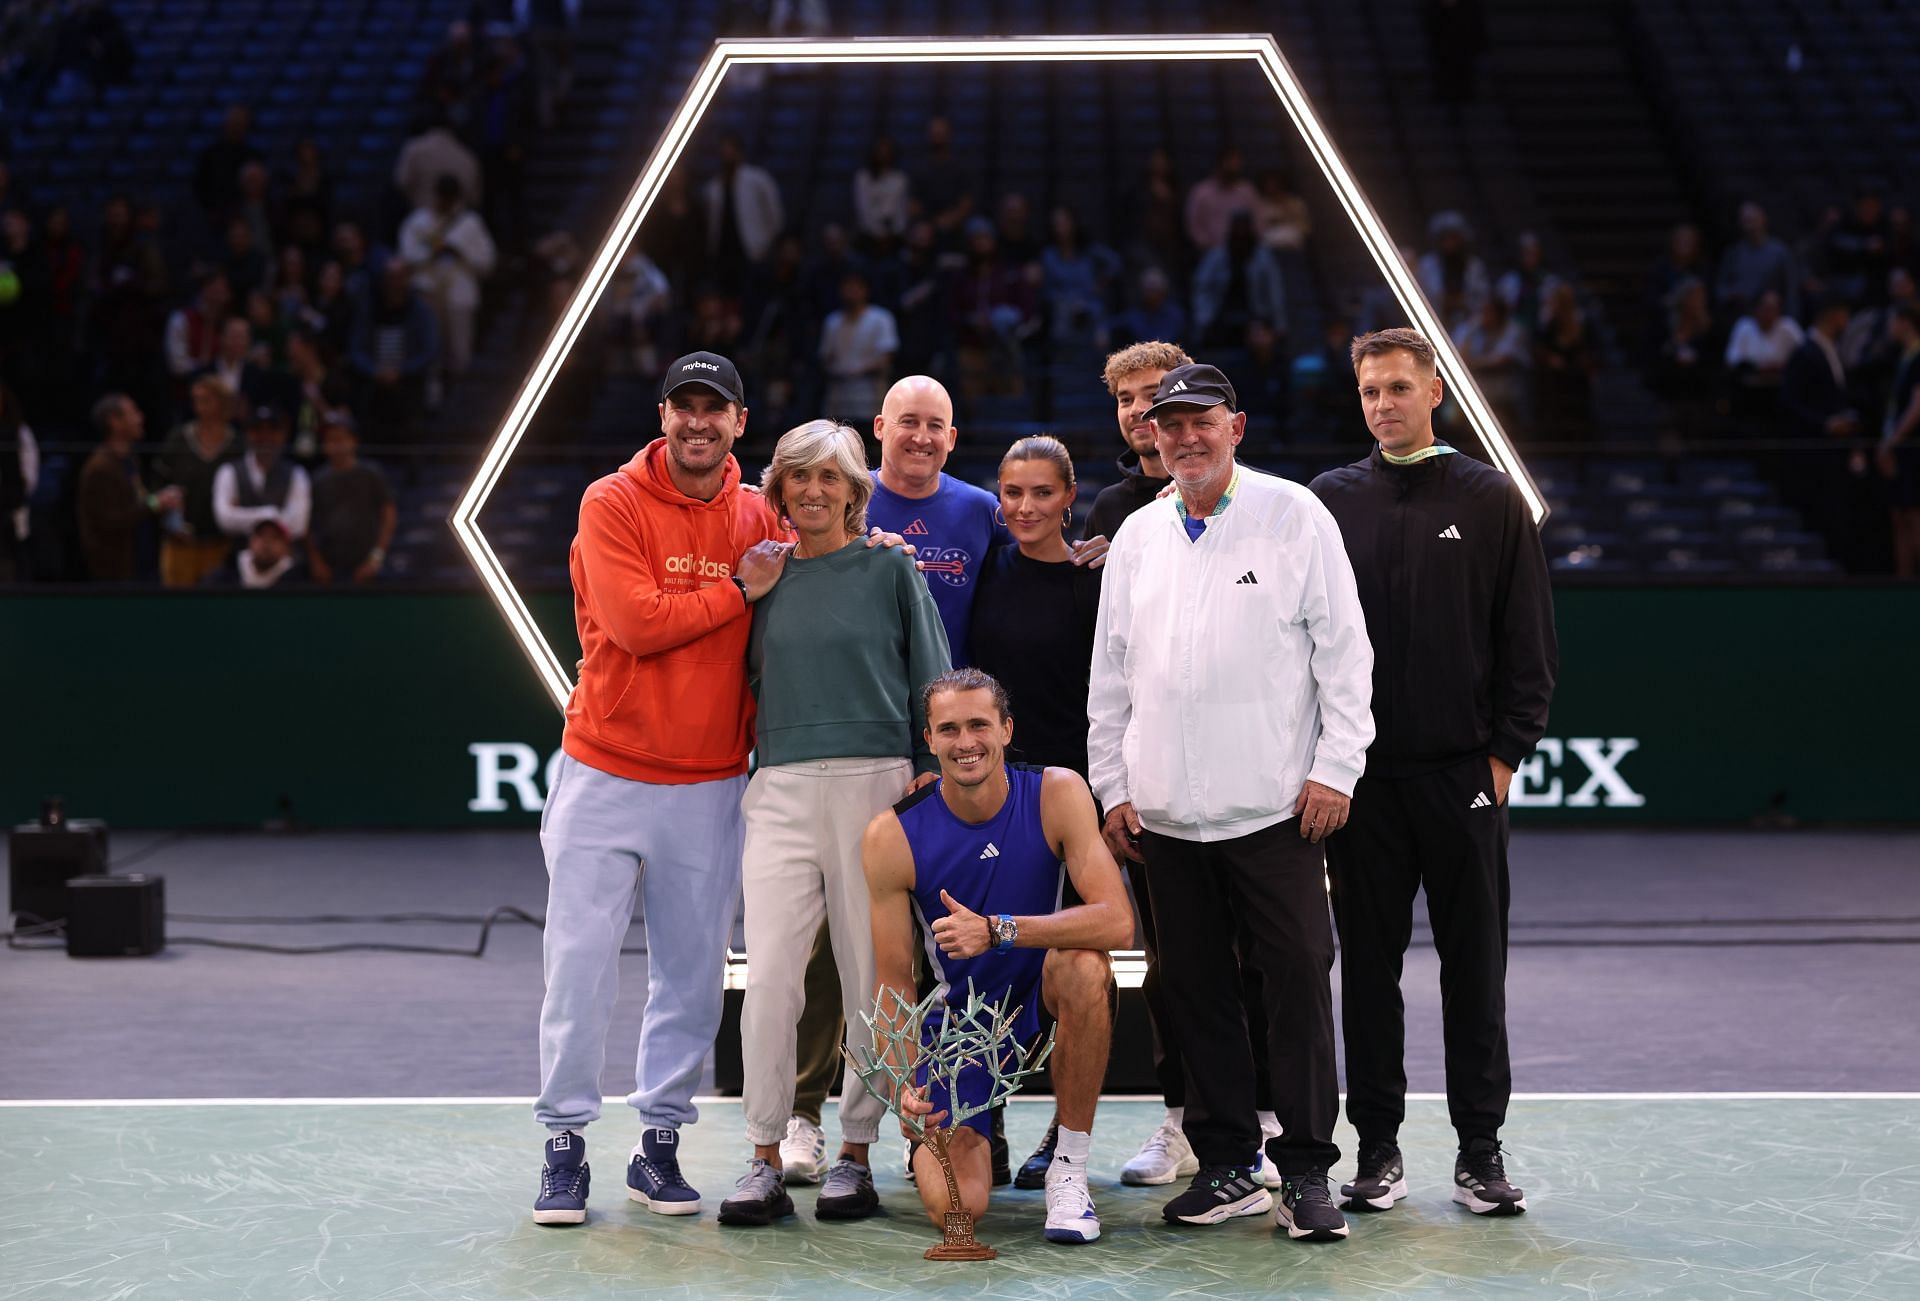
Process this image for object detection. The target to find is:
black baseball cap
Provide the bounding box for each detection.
[661,351,745,406]
[248,402,288,427]
[1144,363,1237,421]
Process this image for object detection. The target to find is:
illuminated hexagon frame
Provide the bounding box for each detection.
[452,34,1549,712]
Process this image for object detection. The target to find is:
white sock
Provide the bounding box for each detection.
[1258,1110,1281,1139]
[1164,1107,1184,1128]
[1053,1125,1092,1167]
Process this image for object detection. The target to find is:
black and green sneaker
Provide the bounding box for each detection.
[1161,1164,1274,1225]
[1276,1168,1349,1240]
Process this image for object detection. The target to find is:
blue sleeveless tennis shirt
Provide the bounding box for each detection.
[897,764,1064,1136]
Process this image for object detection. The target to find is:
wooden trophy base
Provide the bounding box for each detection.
[924,1211,996,1260]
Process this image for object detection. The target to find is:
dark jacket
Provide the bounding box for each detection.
[1084,449,1168,544]
[77,445,144,580]
[1780,335,1852,440]
[1309,441,1557,777]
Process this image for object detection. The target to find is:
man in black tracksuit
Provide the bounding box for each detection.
[1309,327,1556,1219]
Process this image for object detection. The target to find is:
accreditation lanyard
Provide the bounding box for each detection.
[1379,443,1457,466]
[1172,465,1242,535]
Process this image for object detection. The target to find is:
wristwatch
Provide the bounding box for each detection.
[730,575,750,603]
[991,914,1017,952]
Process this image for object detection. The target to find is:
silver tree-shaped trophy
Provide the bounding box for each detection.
[844,982,1055,1260]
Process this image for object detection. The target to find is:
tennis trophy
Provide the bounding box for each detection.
[844,983,1054,1260]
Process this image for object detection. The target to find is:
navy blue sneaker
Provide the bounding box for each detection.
[627,1126,701,1215]
[1015,1121,1060,1190]
[534,1131,589,1225]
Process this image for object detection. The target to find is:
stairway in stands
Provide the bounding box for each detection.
[1478,0,1683,440]
[409,5,712,584]
[431,5,701,454]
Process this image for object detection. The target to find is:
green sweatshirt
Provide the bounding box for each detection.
[747,540,952,773]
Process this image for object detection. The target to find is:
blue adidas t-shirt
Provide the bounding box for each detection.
[867,471,1010,667]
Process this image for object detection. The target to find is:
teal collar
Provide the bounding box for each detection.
[1172,464,1242,523]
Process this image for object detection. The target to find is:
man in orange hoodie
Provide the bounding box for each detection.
[531,352,796,1227]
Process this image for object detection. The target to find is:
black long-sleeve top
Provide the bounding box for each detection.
[1309,441,1557,777]
[970,544,1103,778]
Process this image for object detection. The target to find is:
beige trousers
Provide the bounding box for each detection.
[739,756,911,1146]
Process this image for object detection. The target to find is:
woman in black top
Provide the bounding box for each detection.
[971,434,1110,1184]
[971,435,1102,777]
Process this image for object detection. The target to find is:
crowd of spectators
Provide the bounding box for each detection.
[596,132,1324,445]
[1382,211,1597,444]
[4,1,1914,582]
[0,8,575,585]
[1642,191,1920,574]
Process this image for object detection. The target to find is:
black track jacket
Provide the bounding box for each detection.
[1309,441,1557,778]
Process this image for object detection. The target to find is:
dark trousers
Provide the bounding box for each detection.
[1326,756,1512,1148]
[1141,821,1339,1174]
[1131,859,1272,1111]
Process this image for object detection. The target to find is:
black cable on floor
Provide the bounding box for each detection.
[112,830,194,872]
[2,914,65,950]
[169,911,545,925]
[3,907,651,957]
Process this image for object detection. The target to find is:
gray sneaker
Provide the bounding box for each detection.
[815,1156,879,1220]
[717,1158,795,1227]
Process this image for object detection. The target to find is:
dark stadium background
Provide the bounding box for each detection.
[2,1,1914,825]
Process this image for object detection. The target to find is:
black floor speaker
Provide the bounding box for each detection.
[9,820,110,925]
[66,874,166,957]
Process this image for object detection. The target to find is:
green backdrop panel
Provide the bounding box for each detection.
[2,587,1914,827]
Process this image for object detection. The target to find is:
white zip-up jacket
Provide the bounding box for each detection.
[1087,464,1375,843]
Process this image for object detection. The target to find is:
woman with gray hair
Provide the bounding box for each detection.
[720,418,952,1230]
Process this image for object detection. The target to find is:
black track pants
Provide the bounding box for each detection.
[1327,755,1512,1148]
[1141,821,1339,1174]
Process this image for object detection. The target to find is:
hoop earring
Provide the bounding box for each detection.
[1064,505,1074,529]
[994,507,1006,526]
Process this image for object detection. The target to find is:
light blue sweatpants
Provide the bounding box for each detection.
[534,752,746,1134]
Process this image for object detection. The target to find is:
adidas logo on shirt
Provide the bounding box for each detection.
[1469,791,1493,809]
[978,842,1001,860]
[1438,525,1463,540]
[903,519,929,536]
[1235,571,1258,584]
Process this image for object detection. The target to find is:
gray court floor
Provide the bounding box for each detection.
[2,829,1918,1297]
[2,829,1916,1098]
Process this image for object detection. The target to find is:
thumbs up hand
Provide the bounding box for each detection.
[932,888,993,960]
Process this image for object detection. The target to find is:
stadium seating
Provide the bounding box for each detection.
[0,0,1853,582]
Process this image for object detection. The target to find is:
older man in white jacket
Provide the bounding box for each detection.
[1088,362,1373,1245]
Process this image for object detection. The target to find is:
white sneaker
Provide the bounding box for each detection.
[779,1117,826,1185]
[1121,1116,1200,1186]
[1043,1157,1100,1244]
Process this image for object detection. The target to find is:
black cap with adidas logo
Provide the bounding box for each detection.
[1144,363,1237,422]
